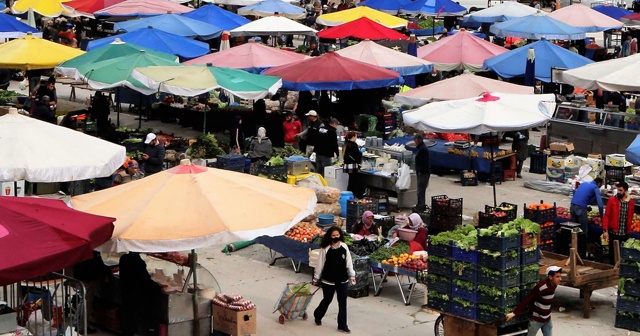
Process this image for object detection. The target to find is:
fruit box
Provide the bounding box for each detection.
[212,305,256,336]
[549,142,574,153]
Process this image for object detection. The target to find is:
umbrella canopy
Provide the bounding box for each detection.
[205,0,299,6]
[626,135,640,166]
[417,29,508,71]
[490,12,586,40]
[56,39,178,78]
[71,161,316,252]
[0,12,41,38]
[0,108,126,182]
[400,0,467,16]
[0,34,84,70]
[316,6,408,28]
[317,17,408,40]
[592,4,633,20]
[335,40,433,76]
[264,51,403,91]
[12,0,82,17]
[357,0,411,14]
[463,1,540,23]
[230,15,317,36]
[548,4,622,32]
[114,14,222,40]
[403,92,556,134]
[0,197,115,286]
[238,0,306,19]
[132,65,282,98]
[87,27,210,59]
[184,40,306,73]
[561,53,640,91]
[394,73,534,106]
[94,0,192,16]
[66,0,125,15]
[483,39,593,82]
[621,13,640,26]
[182,4,250,30]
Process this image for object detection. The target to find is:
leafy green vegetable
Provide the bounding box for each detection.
[479,304,508,315]
[368,241,410,262]
[454,280,475,291]
[480,266,501,276]
[619,278,635,295]
[428,291,450,301]
[453,261,472,272]
[453,297,474,308]
[478,285,519,298]
[429,224,477,250]
[522,264,540,272]
[429,255,449,264]
[624,238,640,251]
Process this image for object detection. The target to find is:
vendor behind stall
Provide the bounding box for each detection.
[351,211,380,236]
[570,177,604,257]
[248,127,272,175]
[119,252,161,336]
[392,213,427,251]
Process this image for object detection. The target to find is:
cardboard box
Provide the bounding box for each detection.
[606,154,628,167]
[212,305,256,336]
[588,154,602,160]
[547,156,565,169]
[549,142,575,153]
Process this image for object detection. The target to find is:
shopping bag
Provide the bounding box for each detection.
[395,164,411,190]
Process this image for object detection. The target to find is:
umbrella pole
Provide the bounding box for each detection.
[490,135,497,207]
[203,108,207,135]
[138,93,143,130]
[192,249,200,336]
[116,87,120,127]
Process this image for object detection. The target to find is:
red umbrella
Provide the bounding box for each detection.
[0,197,115,286]
[621,13,640,25]
[317,17,408,40]
[65,0,125,14]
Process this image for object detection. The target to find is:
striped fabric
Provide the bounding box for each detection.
[513,279,557,323]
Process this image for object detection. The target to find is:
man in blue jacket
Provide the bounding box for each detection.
[570,177,604,256]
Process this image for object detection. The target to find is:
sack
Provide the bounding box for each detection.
[395,163,411,190]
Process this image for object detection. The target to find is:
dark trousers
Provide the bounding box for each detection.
[609,232,629,265]
[570,204,588,257]
[347,172,359,196]
[416,173,430,209]
[314,282,348,329]
[516,157,524,175]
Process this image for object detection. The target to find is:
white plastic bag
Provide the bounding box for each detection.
[395,163,411,190]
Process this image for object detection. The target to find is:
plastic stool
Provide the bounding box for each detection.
[503,169,516,181]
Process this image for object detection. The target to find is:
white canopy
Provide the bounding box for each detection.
[0,108,126,182]
[463,1,541,23]
[230,15,317,36]
[402,93,556,134]
[335,40,433,76]
[561,53,640,91]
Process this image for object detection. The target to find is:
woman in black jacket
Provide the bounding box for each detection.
[341,131,362,195]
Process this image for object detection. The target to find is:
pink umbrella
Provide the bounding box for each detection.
[394,73,533,106]
[417,29,508,72]
[548,3,623,32]
[66,0,125,14]
[94,0,192,16]
[184,40,307,74]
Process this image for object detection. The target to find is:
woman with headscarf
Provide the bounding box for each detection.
[249,127,273,174]
[351,210,380,236]
[393,213,427,251]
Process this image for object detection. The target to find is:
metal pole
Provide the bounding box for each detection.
[490,135,497,207]
[192,249,200,336]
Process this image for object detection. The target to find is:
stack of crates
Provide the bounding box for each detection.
[215,154,246,173]
[615,244,640,332]
[520,230,541,311]
[348,256,371,298]
[477,202,518,229]
[426,240,453,313]
[450,241,479,321]
[382,111,397,139]
[369,191,389,216]
[430,195,463,234]
[529,151,548,174]
[345,198,378,232]
[524,201,557,253]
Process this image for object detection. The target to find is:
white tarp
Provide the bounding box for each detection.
[335,40,433,76]
[230,15,317,36]
[561,53,640,91]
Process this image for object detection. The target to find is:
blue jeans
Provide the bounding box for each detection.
[528,319,552,336]
[314,282,348,330]
[570,204,588,235]
[315,155,332,177]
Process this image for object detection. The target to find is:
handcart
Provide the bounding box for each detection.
[432,311,529,336]
[273,282,320,324]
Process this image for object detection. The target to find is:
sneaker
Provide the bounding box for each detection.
[338,327,351,333]
[315,319,322,326]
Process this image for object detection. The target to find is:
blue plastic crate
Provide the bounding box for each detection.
[452,281,478,302]
[521,247,541,266]
[478,268,520,288]
[452,246,479,263]
[429,260,451,277]
[621,247,640,263]
[520,282,537,302]
[479,251,521,271]
[617,295,640,314]
[216,154,245,168]
[615,311,640,332]
[428,242,451,258]
[426,295,450,313]
[478,287,519,308]
[477,232,521,252]
[452,262,478,283]
[451,301,477,320]
[427,274,451,295]
[523,202,557,223]
[521,267,540,285]
[622,279,640,298]
[621,263,640,279]
[477,305,519,327]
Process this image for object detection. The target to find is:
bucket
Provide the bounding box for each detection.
[339,191,354,217]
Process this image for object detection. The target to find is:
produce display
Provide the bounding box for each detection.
[445,148,513,159]
[625,239,640,251]
[368,241,410,262]
[526,203,554,211]
[347,238,386,257]
[272,145,304,158]
[616,238,640,332]
[284,222,323,242]
[430,224,478,251]
[380,253,428,271]
[558,206,640,231]
[479,218,541,238]
[213,293,256,311]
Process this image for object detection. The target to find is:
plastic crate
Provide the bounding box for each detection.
[479,251,521,271]
[452,281,478,302]
[452,246,479,263]
[426,295,450,313]
[540,242,555,253]
[216,154,245,168]
[621,247,640,263]
[430,214,462,232]
[478,268,520,288]
[258,164,287,176]
[529,151,547,174]
[617,295,640,314]
[521,247,541,266]
[451,300,477,320]
[477,305,519,327]
[622,280,640,298]
[428,241,451,258]
[346,198,379,218]
[615,311,640,332]
[431,195,463,217]
[540,225,556,241]
[478,287,519,308]
[521,267,540,285]
[217,165,244,173]
[520,282,538,302]
[452,262,478,283]
[347,285,369,298]
[621,263,640,279]
[485,202,518,222]
[477,211,506,229]
[522,231,540,249]
[606,167,628,183]
[428,274,452,295]
[460,171,479,187]
[523,201,557,223]
[478,232,521,252]
[429,260,452,277]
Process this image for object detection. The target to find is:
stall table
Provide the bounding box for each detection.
[254,235,320,273]
[368,260,420,306]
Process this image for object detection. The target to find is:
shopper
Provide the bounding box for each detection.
[413,134,431,212]
[506,266,563,336]
[114,160,144,185]
[512,129,529,178]
[313,226,356,334]
[283,112,302,148]
[341,131,362,194]
[33,96,56,123]
[351,210,379,236]
[570,177,604,257]
[602,182,635,265]
[141,133,166,176]
[297,110,323,155]
[313,118,339,177]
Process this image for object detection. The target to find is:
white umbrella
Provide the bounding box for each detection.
[219,31,231,51]
[561,53,640,91]
[230,15,317,37]
[463,1,541,23]
[0,108,126,182]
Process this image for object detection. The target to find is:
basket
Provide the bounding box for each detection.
[521,247,541,266]
[478,287,519,308]
[523,201,557,223]
[452,281,478,302]
[477,212,502,229]
[521,267,540,285]
[428,241,451,258]
[529,151,547,174]
[621,247,640,263]
[606,168,626,184]
[452,262,478,283]
[451,300,477,320]
[477,232,521,252]
[615,311,640,332]
[620,263,640,279]
[540,225,556,241]
[478,268,520,288]
[426,295,450,313]
[616,295,640,314]
[460,171,478,187]
[346,198,379,218]
[485,202,518,222]
[540,241,555,253]
[428,274,451,294]
[451,246,479,263]
[477,305,519,327]
[521,231,540,249]
[479,251,521,271]
[430,214,462,232]
[397,228,418,241]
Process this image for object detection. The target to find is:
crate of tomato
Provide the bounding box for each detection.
[485,202,518,222]
[524,201,557,223]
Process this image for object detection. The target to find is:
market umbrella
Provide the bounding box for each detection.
[592,4,633,20]
[356,0,412,14]
[399,0,467,16]
[238,0,306,19]
[547,4,623,32]
[483,39,593,82]
[463,1,540,23]
[0,197,115,286]
[87,27,210,59]
[561,53,640,91]
[621,13,640,26]
[11,0,84,17]
[316,5,408,28]
[182,4,250,31]
[204,0,299,6]
[405,34,418,88]
[132,64,282,99]
[0,33,84,70]
[490,11,586,40]
[0,108,126,182]
[65,0,125,15]
[0,12,42,38]
[56,39,178,78]
[264,51,403,91]
[335,40,433,76]
[230,15,317,36]
[417,29,508,71]
[316,17,409,40]
[219,31,231,51]
[524,48,535,86]
[394,73,534,106]
[184,40,306,74]
[626,134,640,166]
[94,0,192,17]
[114,14,222,40]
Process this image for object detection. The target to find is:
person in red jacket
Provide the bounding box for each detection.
[282,112,302,148]
[603,181,635,265]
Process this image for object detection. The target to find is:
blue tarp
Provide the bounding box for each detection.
[254,235,320,264]
[358,0,411,13]
[182,4,250,31]
[238,0,306,18]
[592,5,633,20]
[87,27,210,59]
[483,39,593,82]
[280,77,404,91]
[114,14,222,40]
[0,12,40,38]
[626,134,640,166]
[401,0,467,16]
[409,26,445,36]
[490,14,586,40]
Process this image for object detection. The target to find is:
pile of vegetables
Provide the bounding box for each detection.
[624,238,640,251]
[188,133,225,159]
[557,206,604,226]
[427,290,449,302]
[478,285,519,299]
[453,279,475,291]
[284,222,323,242]
[348,238,386,257]
[479,304,509,316]
[380,253,427,271]
[453,297,474,308]
[272,145,304,158]
[481,249,519,259]
[527,203,554,210]
[478,218,540,238]
[369,240,410,262]
[618,277,636,295]
[430,224,478,251]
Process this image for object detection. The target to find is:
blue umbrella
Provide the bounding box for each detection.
[357,0,411,14]
[87,27,210,59]
[237,0,307,20]
[400,0,467,17]
[483,39,593,82]
[0,12,41,38]
[182,5,250,31]
[524,48,535,86]
[591,5,633,21]
[626,135,640,165]
[114,14,222,40]
[490,12,586,40]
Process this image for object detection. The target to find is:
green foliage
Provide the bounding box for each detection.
[418,19,444,29]
[368,241,410,262]
[189,133,225,159]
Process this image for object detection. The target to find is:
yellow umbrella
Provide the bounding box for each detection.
[12,0,81,17]
[316,6,408,29]
[0,34,84,70]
